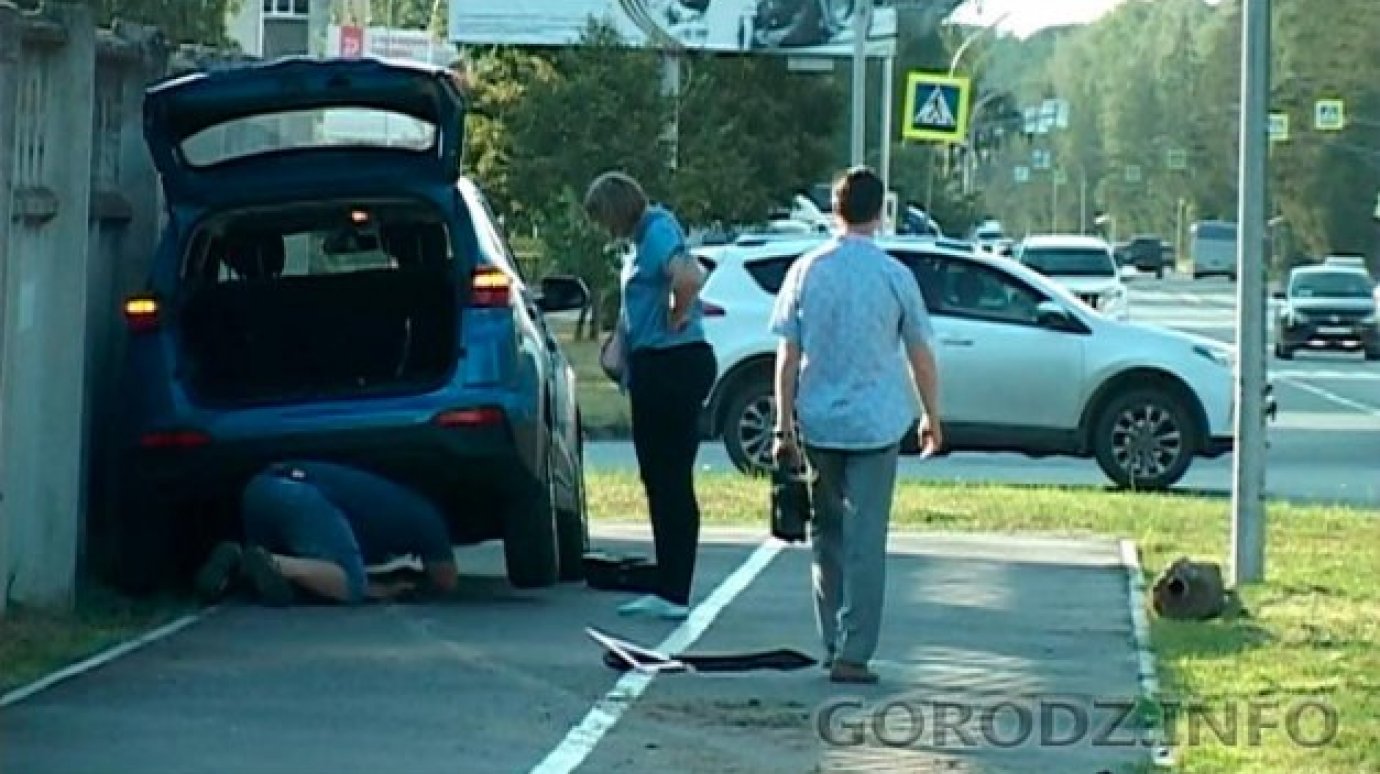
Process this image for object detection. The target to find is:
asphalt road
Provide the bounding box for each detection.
[587,272,1380,507]
[3,529,1153,774]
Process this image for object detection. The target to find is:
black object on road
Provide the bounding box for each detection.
[588,627,817,674]
[583,551,660,593]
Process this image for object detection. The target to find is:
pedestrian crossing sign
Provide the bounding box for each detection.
[902,72,970,144]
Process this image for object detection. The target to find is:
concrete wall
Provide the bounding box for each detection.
[0,2,170,612]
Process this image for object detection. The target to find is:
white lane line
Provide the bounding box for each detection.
[1276,376,1380,418]
[0,607,218,708]
[529,539,784,774]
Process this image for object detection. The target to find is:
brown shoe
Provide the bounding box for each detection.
[829,660,879,684]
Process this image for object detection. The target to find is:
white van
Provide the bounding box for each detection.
[1190,220,1238,280]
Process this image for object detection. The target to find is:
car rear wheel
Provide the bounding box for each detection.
[555,428,589,583]
[1092,388,1197,491]
[1274,342,1294,360]
[723,377,776,476]
[503,444,561,589]
[1366,348,1380,361]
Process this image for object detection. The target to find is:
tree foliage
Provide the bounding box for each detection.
[972,0,1380,272]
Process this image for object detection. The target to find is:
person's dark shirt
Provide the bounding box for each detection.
[270,460,453,567]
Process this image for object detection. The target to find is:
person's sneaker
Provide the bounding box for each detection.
[194,542,243,603]
[829,660,879,684]
[617,594,690,621]
[240,545,294,606]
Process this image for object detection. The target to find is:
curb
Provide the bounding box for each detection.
[1118,539,1175,769]
[0,605,220,709]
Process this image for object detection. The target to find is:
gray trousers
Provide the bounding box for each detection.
[804,443,900,665]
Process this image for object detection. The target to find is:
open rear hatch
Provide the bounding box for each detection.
[143,56,466,206]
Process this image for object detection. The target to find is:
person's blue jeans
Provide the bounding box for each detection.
[241,472,368,603]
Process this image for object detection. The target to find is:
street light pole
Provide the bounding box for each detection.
[850,2,872,166]
[1232,0,1270,585]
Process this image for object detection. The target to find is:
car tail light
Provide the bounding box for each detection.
[702,301,726,317]
[139,429,211,450]
[469,267,511,308]
[124,296,161,333]
[433,406,505,427]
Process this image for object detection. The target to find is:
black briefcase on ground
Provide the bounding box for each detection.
[770,456,815,544]
[583,551,659,593]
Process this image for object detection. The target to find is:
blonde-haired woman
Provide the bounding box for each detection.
[585,171,716,620]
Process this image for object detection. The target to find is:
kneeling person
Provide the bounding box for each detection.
[197,460,458,605]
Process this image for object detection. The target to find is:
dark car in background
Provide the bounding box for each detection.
[112,57,591,593]
[1115,235,1172,277]
[1273,265,1379,360]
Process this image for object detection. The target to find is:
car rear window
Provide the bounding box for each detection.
[745,254,804,294]
[180,108,438,168]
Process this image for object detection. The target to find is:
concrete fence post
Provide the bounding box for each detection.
[0,1,96,610]
[0,1,22,616]
[81,20,169,584]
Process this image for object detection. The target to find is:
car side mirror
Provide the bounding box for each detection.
[1035,300,1075,330]
[536,275,590,313]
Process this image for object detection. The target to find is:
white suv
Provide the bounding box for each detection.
[694,235,1275,491]
[1014,234,1130,321]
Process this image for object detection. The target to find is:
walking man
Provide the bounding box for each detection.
[196,460,459,605]
[769,166,943,684]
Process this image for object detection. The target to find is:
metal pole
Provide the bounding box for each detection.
[1232,0,1269,585]
[1051,171,1059,232]
[880,53,894,191]
[850,2,871,166]
[1080,174,1088,233]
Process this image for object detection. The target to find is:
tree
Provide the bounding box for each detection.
[499,20,670,338]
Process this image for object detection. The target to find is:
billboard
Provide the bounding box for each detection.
[448,0,898,57]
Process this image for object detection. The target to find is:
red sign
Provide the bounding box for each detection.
[340,25,364,58]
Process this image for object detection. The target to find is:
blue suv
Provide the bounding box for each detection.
[111,57,590,592]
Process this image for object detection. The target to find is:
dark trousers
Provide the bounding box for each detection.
[628,342,717,606]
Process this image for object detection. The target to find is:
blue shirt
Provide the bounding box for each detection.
[619,206,706,354]
[769,235,935,450]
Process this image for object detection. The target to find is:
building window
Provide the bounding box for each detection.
[263,0,309,18]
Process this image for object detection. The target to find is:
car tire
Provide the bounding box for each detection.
[1274,343,1294,360]
[1365,349,1380,362]
[503,443,561,589]
[722,376,776,476]
[555,429,589,583]
[1092,388,1198,491]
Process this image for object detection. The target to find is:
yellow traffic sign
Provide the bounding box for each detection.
[902,72,971,144]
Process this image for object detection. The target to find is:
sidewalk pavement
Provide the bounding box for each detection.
[580,530,1155,774]
[0,529,1154,774]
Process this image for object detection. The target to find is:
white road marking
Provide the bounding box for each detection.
[1276,376,1380,418]
[0,607,218,708]
[528,539,784,774]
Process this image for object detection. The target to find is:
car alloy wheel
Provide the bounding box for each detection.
[735,393,777,473]
[1109,401,1184,484]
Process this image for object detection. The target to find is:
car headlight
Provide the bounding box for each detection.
[1194,344,1234,369]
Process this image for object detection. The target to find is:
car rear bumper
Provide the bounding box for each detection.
[127,420,536,522]
[1279,324,1380,350]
